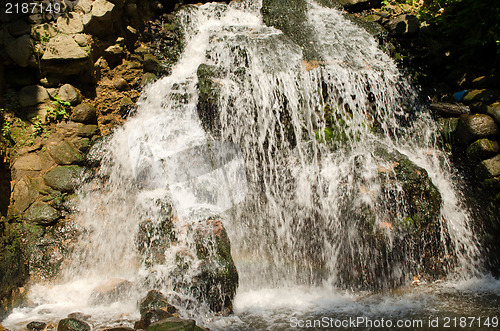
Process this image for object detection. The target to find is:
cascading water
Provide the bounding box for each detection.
[3,0,499,330]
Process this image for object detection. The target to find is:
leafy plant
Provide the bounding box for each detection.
[31,116,45,137]
[2,121,11,139]
[45,95,71,123]
[40,31,50,44]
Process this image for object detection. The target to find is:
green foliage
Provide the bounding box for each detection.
[1,121,11,140]
[45,95,71,123]
[40,31,50,44]
[421,0,500,66]
[31,116,45,138]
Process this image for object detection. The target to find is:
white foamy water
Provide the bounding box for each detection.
[2,0,498,330]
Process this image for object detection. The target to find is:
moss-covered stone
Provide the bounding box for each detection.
[192,218,238,313]
[76,124,100,138]
[43,165,86,192]
[261,0,319,61]
[466,139,499,162]
[57,318,91,331]
[47,140,84,165]
[147,317,204,331]
[25,201,60,225]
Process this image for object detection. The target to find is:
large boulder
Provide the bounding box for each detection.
[137,290,178,329]
[192,219,238,313]
[56,13,84,34]
[71,104,98,124]
[43,165,86,192]
[11,176,39,214]
[6,34,33,67]
[58,84,83,106]
[456,114,499,145]
[19,85,50,107]
[47,140,84,165]
[466,139,499,162]
[42,35,89,61]
[25,201,60,225]
[478,154,500,178]
[58,318,91,331]
[91,0,116,20]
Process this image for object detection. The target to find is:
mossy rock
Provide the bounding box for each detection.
[261,0,319,61]
[47,140,84,165]
[192,218,238,313]
[25,201,60,225]
[466,138,499,162]
[43,165,86,192]
[57,318,91,331]
[147,317,204,331]
[392,157,442,233]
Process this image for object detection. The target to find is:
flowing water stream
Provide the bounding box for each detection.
[3,0,500,329]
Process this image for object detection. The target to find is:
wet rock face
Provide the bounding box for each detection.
[192,219,238,313]
[136,213,238,313]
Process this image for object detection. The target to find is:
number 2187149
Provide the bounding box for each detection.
[4,2,62,14]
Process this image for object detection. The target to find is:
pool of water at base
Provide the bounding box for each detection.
[209,276,500,330]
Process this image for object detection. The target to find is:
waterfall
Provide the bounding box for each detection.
[3,0,487,329]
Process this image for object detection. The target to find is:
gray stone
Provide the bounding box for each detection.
[42,35,88,61]
[91,0,116,21]
[466,139,500,162]
[56,13,84,34]
[143,54,160,74]
[58,318,91,331]
[6,34,33,67]
[19,85,50,107]
[25,202,60,225]
[8,20,30,37]
[43,165,85,192]
[47,140,84,165]
[58,84,82,106]
[89,278,132,305]
[71,104,97,124]
[14,154,42,172]
[457,114,499,145]
[12,176,39,214]
[478,154,500,178]
[28,14,44,25]
[77,124,99,137]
